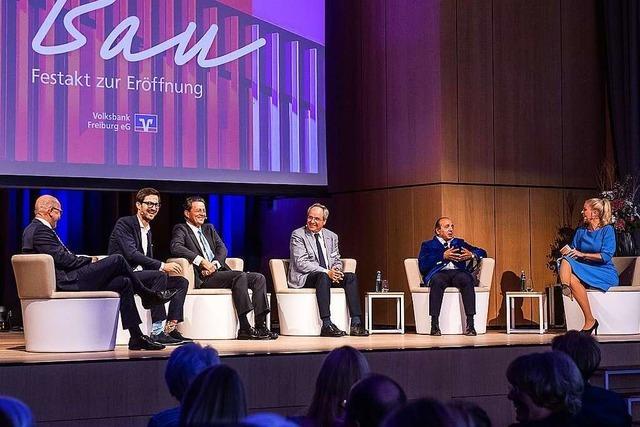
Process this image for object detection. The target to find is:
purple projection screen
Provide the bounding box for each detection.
[0,0,326,186]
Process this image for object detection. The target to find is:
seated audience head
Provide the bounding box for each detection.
[0,396,34,427]
[382,398,462,427]
[551,330,600,381]
[344,374,407,427]
[447,400,492,427]
[307,346,370,426]
[180,364,247,427]
[34,195,62,228]
[506,351,583,423]
[166,343,220,401]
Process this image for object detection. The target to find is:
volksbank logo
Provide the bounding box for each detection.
[134,114,158,133]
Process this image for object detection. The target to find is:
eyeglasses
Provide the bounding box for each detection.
[51,207,63,214]
[142,201,161,208]
[307,215,324,222]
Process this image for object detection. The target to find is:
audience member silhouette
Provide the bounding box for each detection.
[448,401,492,427]
[551,331,631,427]
[506,351,583,426]
[0,396,34,427]
[180,365,247,427]
[149,343,220,427]
[300,346,370,427]
[382,398,464,427]
[342,374,407,427]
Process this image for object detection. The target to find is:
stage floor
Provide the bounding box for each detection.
[2,330,640,365]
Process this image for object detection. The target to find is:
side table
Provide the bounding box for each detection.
[506,291,548,334]
[365,292,404,334]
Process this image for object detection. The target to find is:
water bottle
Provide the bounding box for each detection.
[375,271,382,292]
[520,271,527,292]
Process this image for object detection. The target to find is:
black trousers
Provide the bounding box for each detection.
[304,271,362,320]
[70,254,142,330]
[426,269,476,318]
[200,271,270,319]
[134,270,188,323]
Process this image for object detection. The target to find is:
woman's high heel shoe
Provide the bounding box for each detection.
[581,319,599,335]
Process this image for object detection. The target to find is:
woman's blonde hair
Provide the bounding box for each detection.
[585,198,612,227]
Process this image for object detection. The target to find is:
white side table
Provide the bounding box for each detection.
[506,291,548,334]
[365,292,405,334]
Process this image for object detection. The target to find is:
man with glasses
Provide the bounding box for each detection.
[170,196,277,340]
[288,203,368,337]
[22,194,175,350]
[108,188,190,346]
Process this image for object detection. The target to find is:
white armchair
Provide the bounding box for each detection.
[404,258,494,334]
[269,258,355,336]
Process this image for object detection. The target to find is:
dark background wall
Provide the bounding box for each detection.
[1,0,609,329]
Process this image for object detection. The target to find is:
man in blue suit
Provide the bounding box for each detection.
[418,217,486,336]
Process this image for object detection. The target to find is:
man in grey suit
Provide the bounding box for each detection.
[289,203,368,337]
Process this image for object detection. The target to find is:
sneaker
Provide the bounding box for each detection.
[151,331,183,346]
[168,329,193,343]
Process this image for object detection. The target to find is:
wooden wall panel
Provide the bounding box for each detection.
[493,187,531,326]
[331,190,389,322]
[457,0,494,184]
[385,1,455,186]
[529,188,564,323]
[441,185,497,323]
[387,188,415,325]
[493,0,562,186]
[326,0,360,192]
[561,0,605,188]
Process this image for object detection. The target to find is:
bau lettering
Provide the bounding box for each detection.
[32,0,266,68]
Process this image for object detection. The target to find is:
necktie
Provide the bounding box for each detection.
[315,233,327,268]
[52,229,71,254]
[146,230,152,257]
[198,229,215,262]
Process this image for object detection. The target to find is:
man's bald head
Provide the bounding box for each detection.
[34,195,62,227]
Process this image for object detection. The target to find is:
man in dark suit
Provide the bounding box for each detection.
[169,196,277,340]
[21,194,172,350]
[108,188,190,346]
[418,216,487,336]
[552,331,631,427]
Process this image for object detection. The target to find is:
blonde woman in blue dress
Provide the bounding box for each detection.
[560,198,618,334]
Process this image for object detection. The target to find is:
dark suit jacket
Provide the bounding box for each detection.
[21,219,92,290]
[170,222,231,288]
[574,384,631,427]
[418,236,487,285]
[108,215,162,270]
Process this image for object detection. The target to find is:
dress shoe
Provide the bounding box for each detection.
[255,326,279,340]
[237,326,269,340]
[140,289,179,309]
[320,323,346,337]
[151,331,183,346]
[350,324,369,336]
[129,334,165,350]
[169,330,193,343]
[430,325,442,336]
[464,326,477,336]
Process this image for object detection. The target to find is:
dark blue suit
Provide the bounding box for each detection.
[22,218,143,329]
[574,384,631,427]
[418,236,487,319]
[108,215,188,324]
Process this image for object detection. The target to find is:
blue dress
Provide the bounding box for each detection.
[562,225,618,291]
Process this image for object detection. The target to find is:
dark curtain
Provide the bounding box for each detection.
[602,0,640,177]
